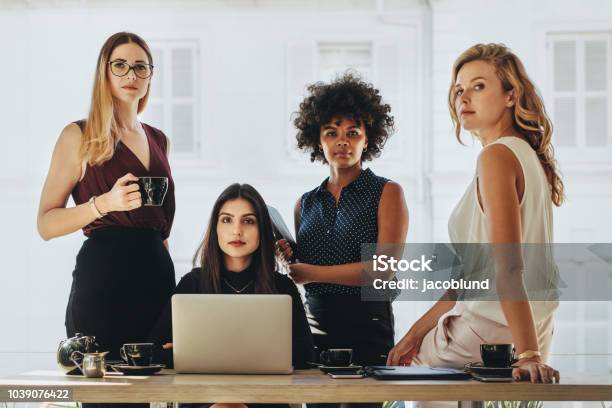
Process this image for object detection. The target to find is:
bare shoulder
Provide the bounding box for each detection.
[477,143,520,176]
[378,180,409,241]
[381,180,405,202]
[39,123,84,211]
[379,181,408,219]
[56,122,83,153]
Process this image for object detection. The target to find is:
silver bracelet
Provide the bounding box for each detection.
[88,195,107,219]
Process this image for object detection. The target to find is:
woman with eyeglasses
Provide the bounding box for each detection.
[37,32,175,391]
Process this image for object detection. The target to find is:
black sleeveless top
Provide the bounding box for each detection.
[296,168,389,296]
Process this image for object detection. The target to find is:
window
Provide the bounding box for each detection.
[318,42,373,81]
[140,40,200,155]
[285,40,407,164]
[547,33,611,162]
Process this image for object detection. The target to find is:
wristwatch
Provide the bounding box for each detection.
[88,196,107,219]
[517,350,541,360]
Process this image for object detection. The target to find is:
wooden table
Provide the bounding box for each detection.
[2,369,612,406]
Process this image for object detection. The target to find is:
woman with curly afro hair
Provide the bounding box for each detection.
[277,72,409,388]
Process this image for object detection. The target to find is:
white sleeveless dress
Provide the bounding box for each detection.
[412,136,557,369]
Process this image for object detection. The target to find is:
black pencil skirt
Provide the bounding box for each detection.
[65,226,176,360]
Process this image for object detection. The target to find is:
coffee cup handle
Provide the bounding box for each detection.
[120,346,127,362]
[70,351,84,372]
[320,350,329,364]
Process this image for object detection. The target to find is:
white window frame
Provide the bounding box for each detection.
[545,31,612,166]
[142,39,200,158]
[317,41,374,82]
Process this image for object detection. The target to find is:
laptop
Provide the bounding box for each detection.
[172,294,293,374]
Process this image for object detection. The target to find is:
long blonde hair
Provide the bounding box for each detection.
[448,43,565,206]
[80,32,153,166]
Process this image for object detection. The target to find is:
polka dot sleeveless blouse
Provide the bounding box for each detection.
[296,168,389,296]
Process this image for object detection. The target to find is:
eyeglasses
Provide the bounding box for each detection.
[108,59,154,79]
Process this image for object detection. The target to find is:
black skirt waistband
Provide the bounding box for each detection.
[89,226,163,241]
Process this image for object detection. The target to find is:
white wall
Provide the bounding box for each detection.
[1,0,611,387]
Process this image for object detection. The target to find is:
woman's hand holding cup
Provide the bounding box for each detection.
[96,173,142,213]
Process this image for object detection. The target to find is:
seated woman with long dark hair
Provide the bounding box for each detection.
[150,183,314,408]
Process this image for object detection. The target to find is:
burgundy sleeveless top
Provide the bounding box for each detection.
[71,120,176,239]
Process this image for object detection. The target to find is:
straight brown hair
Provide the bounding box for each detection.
[192,184,277,294]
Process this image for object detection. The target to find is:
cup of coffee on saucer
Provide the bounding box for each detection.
[480,343,516,367]
[320,348,353,367]
[120,343,154,366]
[131,177,168,206]
[112,343,164,376]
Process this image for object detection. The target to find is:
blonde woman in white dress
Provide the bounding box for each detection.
[387,43,564,384]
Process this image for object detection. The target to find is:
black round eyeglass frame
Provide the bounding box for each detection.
[108,60,154,79]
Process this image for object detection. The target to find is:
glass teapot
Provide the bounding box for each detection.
[57,333,99,373]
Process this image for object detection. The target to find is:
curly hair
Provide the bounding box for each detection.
[293,72,395,163]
